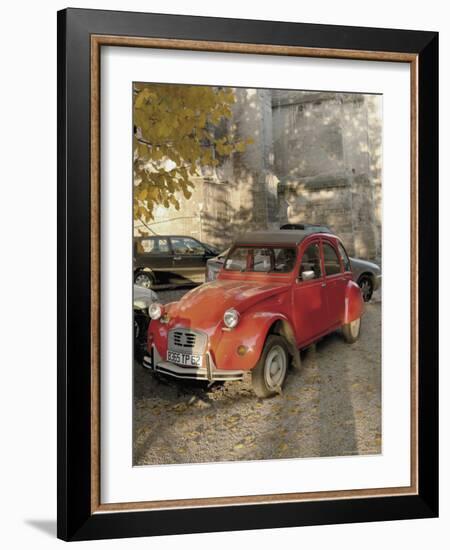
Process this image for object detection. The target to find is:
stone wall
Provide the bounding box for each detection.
[272,91,381,258]
[134,88,382,260]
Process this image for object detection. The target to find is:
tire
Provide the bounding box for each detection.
[251,335,289,398]
[342,317,361,344]
[358,275,373,302]
[134,270,155,289]
[134,309,149,360]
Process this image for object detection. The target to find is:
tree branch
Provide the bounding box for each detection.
[136,217,158,235]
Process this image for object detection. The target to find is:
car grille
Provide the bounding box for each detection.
[168,329,207,354]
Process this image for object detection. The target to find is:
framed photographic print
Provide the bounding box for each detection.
[57,8,438,541]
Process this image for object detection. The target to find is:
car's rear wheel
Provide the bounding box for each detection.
[251,335,289,398]
[358,275,373,302]
[134,270,155,289]
[342,317,361,344]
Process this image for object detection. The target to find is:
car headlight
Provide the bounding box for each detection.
[223,308,240,328]
[148,302,163,320]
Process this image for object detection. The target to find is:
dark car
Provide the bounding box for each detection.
[134,235,219,289]
[280,223,333,233]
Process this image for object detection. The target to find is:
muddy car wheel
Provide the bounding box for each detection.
[252,335,289,398]
[134,270,155,289]
[342,317,361,344]
[358,275,373,302]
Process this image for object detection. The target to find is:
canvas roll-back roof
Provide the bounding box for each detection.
[234,229,334,247]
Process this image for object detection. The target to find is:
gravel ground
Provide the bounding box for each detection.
[133,287,381,465]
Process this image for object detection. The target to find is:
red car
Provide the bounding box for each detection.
[143,230,364,397]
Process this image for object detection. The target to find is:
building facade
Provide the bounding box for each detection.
[134,88,382,260]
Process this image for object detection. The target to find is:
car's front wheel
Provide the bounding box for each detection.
[134,270,155,289]
[251,335,289,398]
[342,317,361,344]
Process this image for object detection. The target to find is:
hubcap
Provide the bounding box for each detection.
[350,318,361,338]
[135,274,152,289]
[264,345,287,390]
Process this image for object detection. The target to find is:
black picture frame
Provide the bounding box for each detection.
[57,8,438,541]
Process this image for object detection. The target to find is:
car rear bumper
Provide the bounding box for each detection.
[374,274,382,290]
[142,346,244,381]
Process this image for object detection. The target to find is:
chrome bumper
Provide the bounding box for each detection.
[142,346,244,381]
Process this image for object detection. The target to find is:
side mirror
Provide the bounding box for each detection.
[301,270,315,281]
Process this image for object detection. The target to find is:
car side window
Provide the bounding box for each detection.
[154,238,170,254]
[137,238,170,254]
[136,238,154,254]
[299,243,322,280]
[171,237,205,255]
[338,243,351,272]
[323,242,342,276]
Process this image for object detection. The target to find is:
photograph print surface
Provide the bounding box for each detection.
[132,83,382,466]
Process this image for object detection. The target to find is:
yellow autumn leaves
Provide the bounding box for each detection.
[133,84,252,221]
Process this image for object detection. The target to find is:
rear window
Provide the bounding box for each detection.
[224,246,296,273]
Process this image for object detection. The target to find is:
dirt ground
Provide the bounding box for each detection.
[133,288,381,466]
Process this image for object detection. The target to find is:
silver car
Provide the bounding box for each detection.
[349,257,382,301]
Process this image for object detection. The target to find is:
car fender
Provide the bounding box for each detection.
[344,280,364,324]
[213,312,298,371]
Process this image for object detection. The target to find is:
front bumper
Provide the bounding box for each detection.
[142,345,244,382]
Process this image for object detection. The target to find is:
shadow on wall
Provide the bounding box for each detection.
[273,92,382,259]
[201,183,261,250]
[204,90,382,258]
[201,88,276,250]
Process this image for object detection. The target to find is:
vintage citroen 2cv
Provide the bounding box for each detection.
[143,229,364,397]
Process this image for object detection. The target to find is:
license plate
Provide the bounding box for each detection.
[167,350,202,367]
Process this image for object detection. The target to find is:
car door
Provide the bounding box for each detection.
[135,237,173,285]
[322,239,347,326]
[170,237,208,284]
[292,240,328,346]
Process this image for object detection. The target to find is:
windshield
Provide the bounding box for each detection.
[224,246,296,273]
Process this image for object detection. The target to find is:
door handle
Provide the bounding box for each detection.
[321,283,326,287]
[173,256,182,261]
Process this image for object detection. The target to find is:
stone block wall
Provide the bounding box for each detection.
[272,91,381,259]
[134,88,382,261]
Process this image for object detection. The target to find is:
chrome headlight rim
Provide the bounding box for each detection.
[148,302,163,320]
[223,308,240,329]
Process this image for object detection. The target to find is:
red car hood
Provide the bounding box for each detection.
[166,279,290,333]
